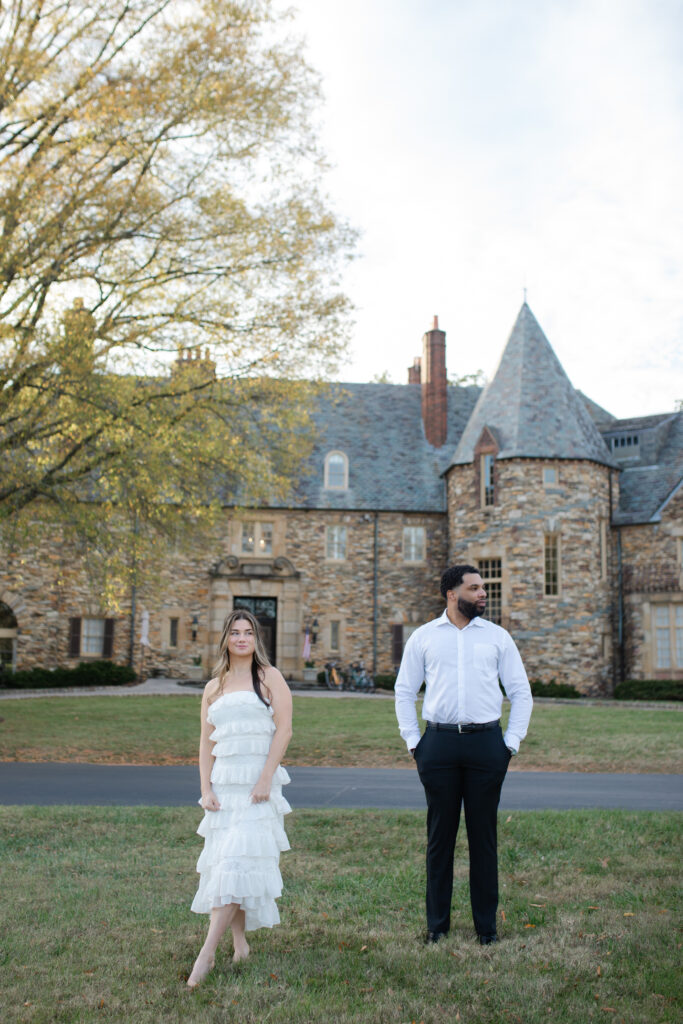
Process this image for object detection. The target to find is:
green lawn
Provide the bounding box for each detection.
[0,807,679,1024]
[0,695,681,772]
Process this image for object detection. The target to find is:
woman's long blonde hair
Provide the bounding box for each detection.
[213,608,271,704]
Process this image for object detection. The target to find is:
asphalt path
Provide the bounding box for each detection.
[1,763,681,811]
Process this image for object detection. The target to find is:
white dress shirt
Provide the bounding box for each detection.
[394,610,533,753]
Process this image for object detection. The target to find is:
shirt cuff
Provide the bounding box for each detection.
[503,732,519,754]
[404,733,421,752]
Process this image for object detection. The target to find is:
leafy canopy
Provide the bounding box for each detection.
[0,0,354,596]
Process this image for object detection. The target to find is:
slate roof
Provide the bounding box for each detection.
[608,412,683,524]
[266,304,681,524]
[448,304,616,468]
[282,382,481,512]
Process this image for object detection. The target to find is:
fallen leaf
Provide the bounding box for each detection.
[321,912,329,919]
[151,928,163,933]
[623,913,635,917]
[270,973,278,980]
[601,1008,616,1013]
[524,924,536,929]
[360,945,368,952]
[587,906,600,910]
[530,903,546,908]
[505,816,512,823]
[597,966,602,976]
[99,1000,105,1009]
[501,910,507,922]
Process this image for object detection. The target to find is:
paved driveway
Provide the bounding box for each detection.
[1,763,681,811]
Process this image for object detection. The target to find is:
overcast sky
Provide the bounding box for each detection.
[287,0,683,418]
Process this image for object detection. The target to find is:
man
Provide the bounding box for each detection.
[395,564,533,945]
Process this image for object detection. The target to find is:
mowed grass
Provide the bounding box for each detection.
[0,695,681,772]
[0,807,679,1024]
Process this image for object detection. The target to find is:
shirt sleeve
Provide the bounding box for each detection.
[394,629,425,751]
[499,632,533,752]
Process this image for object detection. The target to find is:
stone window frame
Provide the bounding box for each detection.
[324,450,349,491]
[68,616,115,659]
[544,533,561,597]
[651,602,683,672]
[600,520,608,581]
[473,427,499,510]
[403,525,426,564]
[162,607,185,651]
[241,521,274,556]
[478,558,503,624]
[325,524,347,561]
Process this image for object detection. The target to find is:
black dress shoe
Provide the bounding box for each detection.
[478,933,498,945]
[424,931,447,944]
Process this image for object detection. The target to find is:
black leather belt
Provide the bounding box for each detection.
[426,719,500,734]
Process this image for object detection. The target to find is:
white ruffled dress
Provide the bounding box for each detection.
[191,690,291,930]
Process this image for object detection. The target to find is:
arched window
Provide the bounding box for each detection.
[324,451,348,490]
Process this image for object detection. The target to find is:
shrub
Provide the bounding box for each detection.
[528,679,582,699]
[373,674,397,691]
[613,678,683,701]
[1,661,136,689]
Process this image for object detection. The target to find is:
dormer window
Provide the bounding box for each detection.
[481,453,495,507]
[474,426,499,509]
[324,451,348,490]
[610,434,639,450]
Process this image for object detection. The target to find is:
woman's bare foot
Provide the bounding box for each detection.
[187,952,215,988]
[232,938,250,963]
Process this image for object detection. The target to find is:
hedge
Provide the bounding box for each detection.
[0,660,136,689]
[613,678,683,701]
[529,679,582,699]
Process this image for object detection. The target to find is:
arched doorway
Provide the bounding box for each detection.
[0,602,18,673]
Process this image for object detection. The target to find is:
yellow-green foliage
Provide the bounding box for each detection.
[0,0,355,598]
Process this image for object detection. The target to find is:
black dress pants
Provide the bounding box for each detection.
[415,725,511,936]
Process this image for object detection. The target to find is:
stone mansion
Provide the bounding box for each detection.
[1,303,681,693]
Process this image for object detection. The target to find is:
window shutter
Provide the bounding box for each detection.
[391,624,404,667]
[102,618,115,658]
[68,618,81,658]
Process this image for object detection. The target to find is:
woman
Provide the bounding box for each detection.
[187,609,293,988]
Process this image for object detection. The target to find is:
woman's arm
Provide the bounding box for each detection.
[199,682,220,811]
[250,668,293,803]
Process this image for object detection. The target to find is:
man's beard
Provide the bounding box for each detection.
[458,596,484,620]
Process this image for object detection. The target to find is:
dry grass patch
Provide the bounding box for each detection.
[0,807,679,1023]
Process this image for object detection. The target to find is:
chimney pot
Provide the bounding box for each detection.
[433,315,439,330]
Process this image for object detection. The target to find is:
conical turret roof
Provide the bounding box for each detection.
[448,304,615,467]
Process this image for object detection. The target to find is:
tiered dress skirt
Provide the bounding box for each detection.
[191,689,291,930]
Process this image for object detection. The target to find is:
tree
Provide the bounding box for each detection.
[0,0,354,599]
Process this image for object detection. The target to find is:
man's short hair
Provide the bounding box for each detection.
[440,564,480,599]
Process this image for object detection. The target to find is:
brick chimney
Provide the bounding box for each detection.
[421,315,447,447]
[407,356,421,385]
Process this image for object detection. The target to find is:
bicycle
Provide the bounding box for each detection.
[345,659,376,693]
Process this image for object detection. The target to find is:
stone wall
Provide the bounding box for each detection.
[446,458,616,694]
[618,487,683,679]
[0,508,448,679]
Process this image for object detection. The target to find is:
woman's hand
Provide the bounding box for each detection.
[250,776,271,804]
[201,790,221,812]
